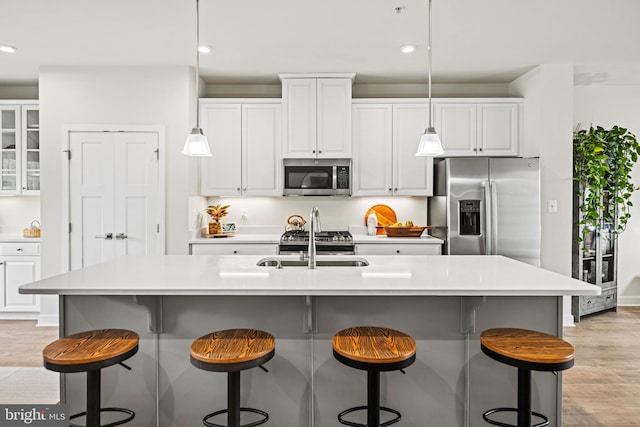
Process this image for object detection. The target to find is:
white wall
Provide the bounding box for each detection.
[574,85,640,305]
[509,65,575,324]
[39,66,196,281]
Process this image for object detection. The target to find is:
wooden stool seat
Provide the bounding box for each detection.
[190,328,275,372]
[332,326,416,427]
[43,329,139,373]
[332,326,416,370]
[481,328,575,372]
[190,329,274,427]
[480,328,575,427]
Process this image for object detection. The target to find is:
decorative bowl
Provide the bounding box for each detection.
[383,226,429,237]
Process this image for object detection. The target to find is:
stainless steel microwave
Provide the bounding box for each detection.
[283,158,351,196]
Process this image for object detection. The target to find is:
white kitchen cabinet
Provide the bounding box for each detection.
[201,101,282,196]
[0,242,40,318]
[352,103,433,196]
[355,243,441,255]
[436,102,520,157]
[281,75,354,158]
[0,103,39,195]
[190,243,278,255]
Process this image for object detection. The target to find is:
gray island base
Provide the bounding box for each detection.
[20,255,599,427]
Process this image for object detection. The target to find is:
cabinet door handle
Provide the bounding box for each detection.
[478,147,483,151]
[115,233,128,240]
[0,262,4,265]
[243,187,247,191]
[388,188,392,192]
[394,188,398,192]
[237,187,241,191]
[312,150,316,154]
[396,250,400,254]
[95,233,113,240]
[16,248,24,252]
[318,150,322,154]
[233,250,238,254]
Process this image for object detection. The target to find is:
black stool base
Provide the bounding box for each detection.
[203,407,269,427]
[69,407,135,427]
[338,405,401,427]
[482,407,549,427]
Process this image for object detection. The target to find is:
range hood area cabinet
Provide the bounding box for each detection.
[351,103,433,196]
[435,101,522,157]
[200,100,282,196]
[280,73,355,159]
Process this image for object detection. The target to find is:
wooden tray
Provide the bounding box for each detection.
[383,226,431,237]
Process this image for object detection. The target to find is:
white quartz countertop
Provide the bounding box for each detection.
[20,254,599,297]
[0,233,41,243]
[189,234,443,245]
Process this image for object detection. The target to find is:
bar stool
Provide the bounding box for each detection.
[480,328,575,427]
[332,326,416,427]
[43,329,139,427]
[190,328,275,427]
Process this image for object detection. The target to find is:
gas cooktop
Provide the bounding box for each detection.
[280,230,353,244]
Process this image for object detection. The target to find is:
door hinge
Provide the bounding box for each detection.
[64,149,71,160]
[154,148,159,160]
[69,223,72,233]
[157,224,160,233]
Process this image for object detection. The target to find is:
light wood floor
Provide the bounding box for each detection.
[563,306,640,427]
[0,311,639,424]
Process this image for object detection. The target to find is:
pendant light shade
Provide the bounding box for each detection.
[182,0,212,157]
[416,127,444,156]
[182,127,212,156]
[416,0,444,157]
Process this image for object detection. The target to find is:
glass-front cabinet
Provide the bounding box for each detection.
[572,185,618,321]
[0,104,39,195]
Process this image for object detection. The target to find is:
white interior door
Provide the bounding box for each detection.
[69,131,159,270]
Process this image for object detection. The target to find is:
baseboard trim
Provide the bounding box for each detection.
[36,314,59,327]
[563,313,575,327]
[618,296,640,306]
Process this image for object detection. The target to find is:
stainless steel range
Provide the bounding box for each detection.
[278,230,354,255]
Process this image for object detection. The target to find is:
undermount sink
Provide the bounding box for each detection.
[256,257,369,268]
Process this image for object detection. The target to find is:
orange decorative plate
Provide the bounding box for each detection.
[365,205,397,235]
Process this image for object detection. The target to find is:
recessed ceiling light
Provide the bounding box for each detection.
[198,45,212,54]
[0,45,17,53]
[400,45,416,54]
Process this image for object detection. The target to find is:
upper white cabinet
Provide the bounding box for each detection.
[352,103,433,196]
[0,103,39,195]
[280,74,354,158]
[201,101,282,196]
[436,101,521,157]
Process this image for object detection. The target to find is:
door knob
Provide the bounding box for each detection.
[95,233,113,240]
[115,233,128,240]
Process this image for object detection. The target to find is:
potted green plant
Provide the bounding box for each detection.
[574,125,640,247]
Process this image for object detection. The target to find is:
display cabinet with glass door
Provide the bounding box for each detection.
[21,106,39,194]
[0,106,21,194]
[572,183,618,321]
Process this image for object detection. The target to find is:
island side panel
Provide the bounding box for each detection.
[159,295,312,427]
[313,296,465,427]
[61,295,158,427]
[470,296,561,427]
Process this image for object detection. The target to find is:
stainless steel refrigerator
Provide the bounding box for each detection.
[429,158,540,266]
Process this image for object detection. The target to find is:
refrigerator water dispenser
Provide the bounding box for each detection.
[459,200,480,235]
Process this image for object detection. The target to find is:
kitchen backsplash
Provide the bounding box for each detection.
[0,196,40,232]
[189,196,428,232]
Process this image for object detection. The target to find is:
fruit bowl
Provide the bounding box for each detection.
[383,226,429,237]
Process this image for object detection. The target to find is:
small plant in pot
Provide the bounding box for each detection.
[574,125,640,248]
[206,204,230,234]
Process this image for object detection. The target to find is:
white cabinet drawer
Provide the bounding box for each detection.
[190,244,277,256]
[0,242,40,255]
[355,243,441,255]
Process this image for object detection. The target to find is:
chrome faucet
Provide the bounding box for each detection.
[308,207,320,269]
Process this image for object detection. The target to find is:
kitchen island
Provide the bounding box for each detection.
[21,255,598,427]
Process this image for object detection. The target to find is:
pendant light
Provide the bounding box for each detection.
[181,0,212,156]
[416,0,444,157]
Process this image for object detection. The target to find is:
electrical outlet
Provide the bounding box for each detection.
[547,200,558,213]
[240,209,248,221]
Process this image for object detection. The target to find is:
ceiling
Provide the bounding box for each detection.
[2,0,640,87]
